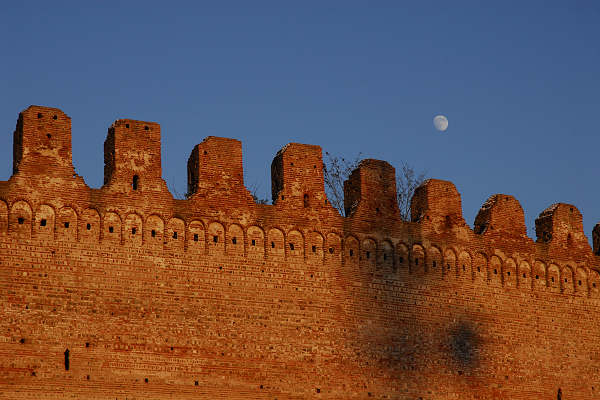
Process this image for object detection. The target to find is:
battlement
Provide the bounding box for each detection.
[187,136,253,206]
[344,159,399,220]
[13,105,74,177]
[1,105,599,399]
[474,194,527,238]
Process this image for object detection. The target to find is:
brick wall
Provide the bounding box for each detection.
[0,105,599,399]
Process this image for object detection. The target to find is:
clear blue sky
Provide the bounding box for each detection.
[1,2,599,240]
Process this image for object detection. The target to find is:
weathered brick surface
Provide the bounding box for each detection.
[0,105,599,399]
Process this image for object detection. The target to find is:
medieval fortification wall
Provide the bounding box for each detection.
[0,105,599,399]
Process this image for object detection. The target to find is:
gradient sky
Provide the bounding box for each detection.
[1,2,598,240]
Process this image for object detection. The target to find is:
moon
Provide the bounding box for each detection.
[433,115,448,132]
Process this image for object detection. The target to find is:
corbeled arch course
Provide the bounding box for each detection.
[575,266,588,296]
[227,223,245,257]
[473,252,488,283]
[307,231,325,264]
[503,258,517,288]
[267,227,285,259]
[411,244,425,275]
[102,211,122,245]
[489,255,503,285]
[458,250,472,280]
[124,213,143,247]
[287,229,304,260]
[34,204,55,241]
[10,199,32,238]
[518,261,532,289]
[547,264,561,292]
[187,219,205,254]
[443,247,457,278]
[396,242,409,272]
[57,206,78,242]
[562,265,575,294]
[325,232,342,264]
[343,234,359,268]
[362,237,377,268]
[533,260,547,290]
[246,225,265,259]
[145,214,165,250]
[80,208,101,243]
[379,239,394,271]
[427,245,442,276]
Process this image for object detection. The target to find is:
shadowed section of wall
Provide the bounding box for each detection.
[474,194,527,238]
[536,203,590,253]
[186,137,254,206]
[410,179,466,230]
[343,159,399,222]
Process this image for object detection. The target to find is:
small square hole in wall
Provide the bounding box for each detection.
[507,271,511,276]
[494,269,497,274]
[329,247,334,254]
[109,226,114,233]
[271,242,275,248]
[151,230,156,238]
[349,249,354,257]
[477,266,480,272]
[172,232,177,239]
[40,219,46,227]
[551,277,555,283]
[145,378,148,383]
[366,251,370,259]
[195,381,198,386]
[251,239,256,246]
[289,243,294,250]
[432,261,436,268]
[64,222,69,228]
[18,217,24,225]
[415,258,418,265]
[85,342,89,348]
[578,280,582,286]
[232,237,237,245]
[312,245,316,253]
[131,227,136,235]
[535,275,538,279]
[399,256,403,263]
[213,236,218,243]
[383,254,387,260]
[193,234,198,242]
[86,223,91,230]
